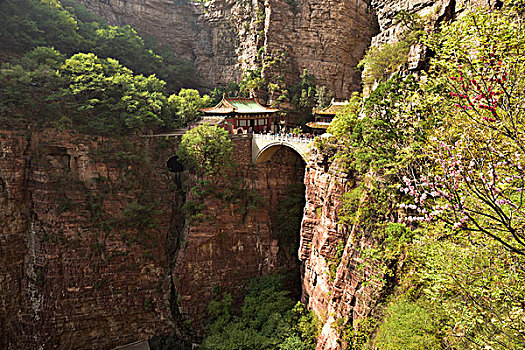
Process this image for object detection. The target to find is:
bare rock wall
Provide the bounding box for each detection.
[300,149,387,350]
[0,130,177,349]
[77,0,378,98]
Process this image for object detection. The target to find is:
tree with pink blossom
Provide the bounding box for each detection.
[403,7,525,255]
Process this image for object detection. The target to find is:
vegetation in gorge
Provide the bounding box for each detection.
[3,1,525,350]
[201,274,319,350]
[327,3,525,349]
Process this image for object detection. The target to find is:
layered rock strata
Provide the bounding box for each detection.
[173,138,306,328]
[77,0,378,98]
[299,149,388,350]
[0,129,178,349]
[0,130,309,347]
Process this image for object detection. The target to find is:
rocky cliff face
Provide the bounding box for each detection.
[263,0,378,99]
[77,0,265,90]
[0,129,178,349]
[299,149,388,350]
[364,0,491,89]
[77,0,378,99]
[0,130,309,348]
[174,138,306,329]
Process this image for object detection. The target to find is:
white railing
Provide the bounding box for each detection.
[253,133,315,144]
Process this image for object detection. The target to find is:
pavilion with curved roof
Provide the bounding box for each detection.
[200,96,279,134]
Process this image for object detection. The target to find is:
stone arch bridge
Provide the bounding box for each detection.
[251,133,314,163]
[144,131,314,163]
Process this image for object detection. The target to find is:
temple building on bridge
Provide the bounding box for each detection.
[199,96,279,134]
[307,99,349,133]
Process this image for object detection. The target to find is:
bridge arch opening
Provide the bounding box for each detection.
[255,144,309,164]
[255,145,306,298]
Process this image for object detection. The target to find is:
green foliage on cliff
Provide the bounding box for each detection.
[322,4,525,349]
[177,124,234,177]
[0,0,194,89]
[0,0,205,134]
[358,11,425,85]
[202,274,319,350]
[0,49,183,133]
[240,67,266,96]
[374,300,441,349]
[177,124,264,226]
[167,88,212,127]
[61,52,169,133]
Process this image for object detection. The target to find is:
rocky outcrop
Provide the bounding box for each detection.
[363,0,493,91]
[300,149,387,350]
[77,0,378,98]
[263,0,378,99]
[77,0,265,91]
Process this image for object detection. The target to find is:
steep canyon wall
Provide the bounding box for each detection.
[299,149,389,350]
[77,0,378,99]
[0,130,308,348]
[0,130,177,349]
[173,138,307,329]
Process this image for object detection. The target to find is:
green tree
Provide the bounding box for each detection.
[201,275,319,350]
[60,52,168,134]
[0,0,194,90]
[176,124,234,177]
[358,11,425,85]
[167,88,211,127]
[326,93,361,139]
[314,85,333,109]
[374,300,441,350]
[290,70,317,125]
[0,46,66,128]
[239,67,265,96]
[0,0,81,55]
[404,6,525,254]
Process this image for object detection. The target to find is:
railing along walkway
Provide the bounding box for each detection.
[253,133,315,144]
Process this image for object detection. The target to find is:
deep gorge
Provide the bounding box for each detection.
[2,0,521,349]
[0,130,315,348]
